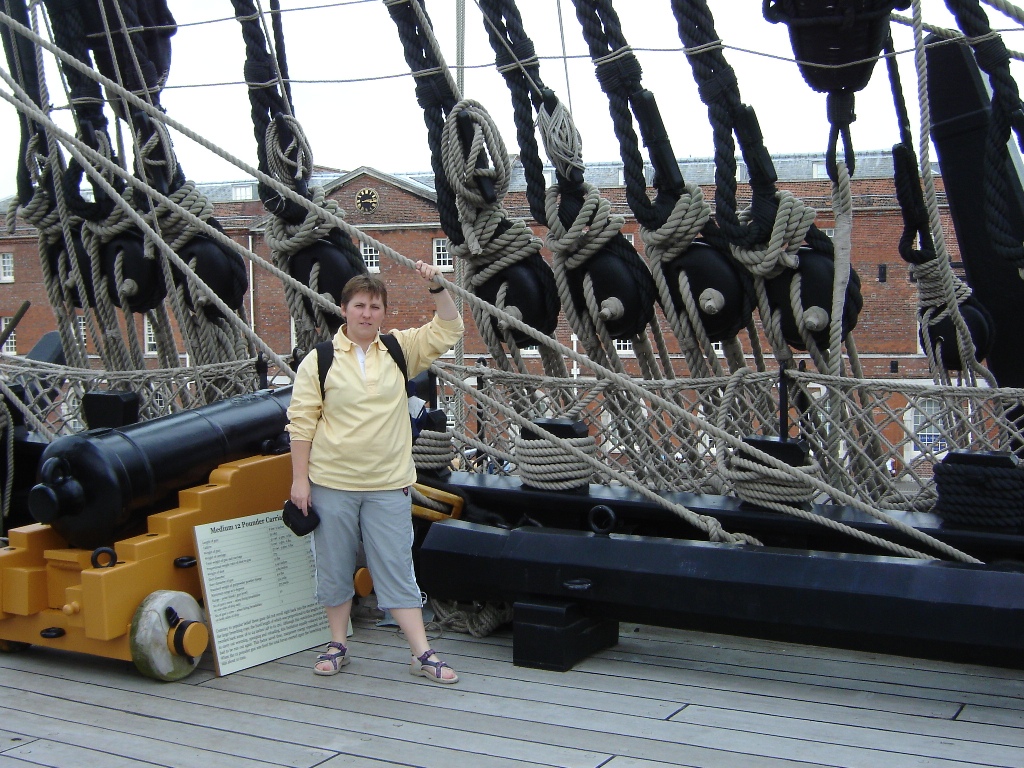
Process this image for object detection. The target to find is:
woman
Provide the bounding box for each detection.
[287,260,463,682]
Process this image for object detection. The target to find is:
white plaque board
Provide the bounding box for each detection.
[194,510,330,676]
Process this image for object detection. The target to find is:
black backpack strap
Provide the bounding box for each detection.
[379,333,409,387]
[314,340,334,399]
[317,335,408,399]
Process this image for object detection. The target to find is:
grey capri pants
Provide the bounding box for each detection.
[308,483,423,610]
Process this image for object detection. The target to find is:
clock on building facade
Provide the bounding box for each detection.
[355,187,379,213]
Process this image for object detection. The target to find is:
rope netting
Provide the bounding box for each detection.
[0,355,279,436]
[434,360,1023,518]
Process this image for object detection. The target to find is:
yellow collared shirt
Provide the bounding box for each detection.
[286,314,464,490]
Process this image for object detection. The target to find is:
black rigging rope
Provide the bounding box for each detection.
[82,0,182,197]
[671,0,781,250]
[0,0,48,206]
[231,0,308,221]
[481,0,654,343]
[43,0,122,221]
[385,0,463,245]
[883,33,935,267]
[478,0,549,226]
[943,0,1024,272]
[569,0,682,232]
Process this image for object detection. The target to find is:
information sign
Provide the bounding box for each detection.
[194,510,330,675]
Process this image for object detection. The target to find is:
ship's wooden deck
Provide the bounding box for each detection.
[1,618,1022,768]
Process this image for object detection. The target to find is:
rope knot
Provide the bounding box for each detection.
[698,288,725,315]
[730,191,813,278]
[414,72,453,110]
[973,35,1010,74]
[593,46,642,96]
[495,38,537,74]
[598,296,624,321]
[696,67,739,108]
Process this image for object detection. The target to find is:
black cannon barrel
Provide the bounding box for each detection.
[29,387,292,548]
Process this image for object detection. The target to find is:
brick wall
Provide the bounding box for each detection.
[0,171,960,381]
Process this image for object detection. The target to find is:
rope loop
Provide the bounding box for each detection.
[544,181,622,267]
[640,182,712,264]
[537,100,585,179]
[729,191,814,278]
[265,114,313,190]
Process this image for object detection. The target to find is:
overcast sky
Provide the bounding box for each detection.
[0,1,1020,201]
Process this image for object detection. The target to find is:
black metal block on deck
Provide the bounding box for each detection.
[742,436,810,468]
[521,418,589,442]
[82,391,141,429]
[513,600,619,671]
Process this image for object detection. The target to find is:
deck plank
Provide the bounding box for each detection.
[275,635,1023,750]
[352,624,968,718]
[0,739,163,768]
[0,670,335,767]
[212,650,1007,768]
[1,618,1021,768]
[0,652,604,768]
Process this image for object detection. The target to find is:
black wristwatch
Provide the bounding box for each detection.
[428,285,446,294]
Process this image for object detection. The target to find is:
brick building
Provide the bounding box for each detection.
[0,150,946,381]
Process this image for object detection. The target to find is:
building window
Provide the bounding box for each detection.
[820,227,835,239]
[622,232,634,245]
[144,317,158,355]
[0,252,12,282]
[76,315,87,345]
[231,183,254,201]
[811,161,829,179]
[1,317,15,354]
[912,398,947,453]
[433,238,453,271]
[361,242,380,272]
[613,338,633,354]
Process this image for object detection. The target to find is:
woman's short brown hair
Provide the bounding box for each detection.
[340,274,388,310]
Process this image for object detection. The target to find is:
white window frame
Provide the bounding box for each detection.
[231,183,254,201]
[144,317,158,355]
[820,227,835,239]
[361,241,380,272]
[433,238,453,272]
[76,315,87,346]
[811,161,829,179]
[909,397,948,457]
[1,317,15,354]
[0,252,13,283]
[613,338,634,355]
